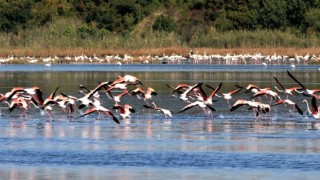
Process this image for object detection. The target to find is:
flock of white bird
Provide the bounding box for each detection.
[1,71,320,124]
[0,52,319,66]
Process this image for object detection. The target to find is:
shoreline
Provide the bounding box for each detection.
[2,47,320,57]
[1,47,320,64]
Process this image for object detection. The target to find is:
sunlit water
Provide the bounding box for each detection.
[0,64,319,179]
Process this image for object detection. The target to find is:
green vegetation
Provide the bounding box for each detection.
[0,0,320,51]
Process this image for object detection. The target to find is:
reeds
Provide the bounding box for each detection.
[0,18,320,57]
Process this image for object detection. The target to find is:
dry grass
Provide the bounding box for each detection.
[1,47,320,59]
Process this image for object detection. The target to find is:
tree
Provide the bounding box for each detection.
[305,8,320,33]
[258,0,287,29]
[286,0,307,28]
[153,15,175,32]
[0,0,33,32]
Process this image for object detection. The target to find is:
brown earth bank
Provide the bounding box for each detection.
[1,47,320,64]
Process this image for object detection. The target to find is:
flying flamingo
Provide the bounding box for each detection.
[109,90,131,103]
[302,99,312,116]
[166,83,201,100]
[143,102,172,118]
[5,96,37,120]
[111,75,143,86]
[271,99,303,115]
[54,93,78,114]
[131,86,157,105]
[77,81,109,109]
[166,83,190,94]
[252,88,281,105]
[273,76,300,99]
[177,100,216,116]
[236,84,262,93]
[0,87,25,102]
[178,83,203,102]
[287,71,320,96]
[310,97,320,119]
[41,87,60,119]
[113,103,135,119]
[76,98,120,124]
[230,99,270,117]
[205,83,241,107]
[23,86,44,105]
[195,82,222,105]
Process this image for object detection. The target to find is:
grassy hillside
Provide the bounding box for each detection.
[1,1,320,57]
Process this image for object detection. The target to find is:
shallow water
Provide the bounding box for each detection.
[0,64,319,179]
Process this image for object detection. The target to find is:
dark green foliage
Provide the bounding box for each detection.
[258,0,288,29]
[153,15,175,32]
[1,0,320,38]
[305,8,320,33]
[0,0,33,32]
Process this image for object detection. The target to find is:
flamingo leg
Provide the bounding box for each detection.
[60,107,67,113]
[226,99,231,108]
[46,110,53,121]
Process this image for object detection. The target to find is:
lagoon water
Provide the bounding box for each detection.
[0,64,319,179]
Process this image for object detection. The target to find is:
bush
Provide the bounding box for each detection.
[305,8,320,33]
[152,15,175,32]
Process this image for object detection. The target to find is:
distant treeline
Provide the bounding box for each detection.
[1,0,320,49]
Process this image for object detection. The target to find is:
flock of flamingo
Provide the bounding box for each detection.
[0,52,319,66]
[0,70,320,124]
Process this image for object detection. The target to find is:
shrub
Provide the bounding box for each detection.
[152,15,175,32]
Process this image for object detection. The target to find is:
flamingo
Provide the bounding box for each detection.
[113,103,135,119]
[0,87,25,102]
[77,81,109,109]
[111,90,131,103]
[273,76,300,98]
[230,99,270,117]
[178,83,202,102]
[143,102,172,118]
[104,83,128,92]
[131,86,157,104]
[287,71,320,96]
[310,97,320,119]
[302,99,312,116]
[252,89,281,104]
[206,83,241,107]
[54,93,77,114]
[194,82,222,105]
[79,84,103,101]
[41,87,59,119]
[111,75,143,86]
[76,98,120,124]
[177,100,215,116]
[271,99,303,115]
[166,83,190,94]
[166,83,200,100]
[236,84,262,93]
[5,96,36,120]
[100,81,130,100]
[23,86,44,106]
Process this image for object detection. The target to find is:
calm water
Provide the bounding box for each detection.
[0,64,319,179]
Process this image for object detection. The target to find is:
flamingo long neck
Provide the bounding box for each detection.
[274,86,283,92]
[304,101,312,115]
[152,102,157,108]
[4,101,10,107]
